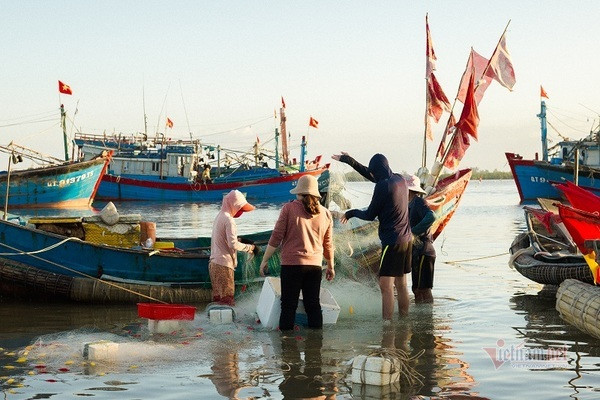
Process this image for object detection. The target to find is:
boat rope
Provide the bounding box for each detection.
[0,241,168,304]
[444,252,508,265]
[0,236,81,256]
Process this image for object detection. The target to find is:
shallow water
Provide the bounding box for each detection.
[1,180,599,399]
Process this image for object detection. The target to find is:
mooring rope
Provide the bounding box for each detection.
[0,236,82,256]
[0,241,167,304]
[444,252,508,265]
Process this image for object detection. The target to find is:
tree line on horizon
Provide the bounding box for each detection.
[342,167,512,182]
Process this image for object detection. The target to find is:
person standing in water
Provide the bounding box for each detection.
[209,190,256,306]
[406,174,436,303]
[332,152,412,321]
[259,175,335,330]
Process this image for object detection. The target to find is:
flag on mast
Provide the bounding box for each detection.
[281,96,286,108]
[58,80,73,95]
[166,117,174,128]
[443,70,480,169]
[457,49,494,105]
[309,116,319,129]
[540,86,549,99]
[425,14,450,140]
[487,32,516,90]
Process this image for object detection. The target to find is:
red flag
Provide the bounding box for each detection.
[488,33,516,90]
[457,49,494,105]
[281,96,286,108]
[436,112,456,158]
[309,116,318,129]
[455,71,479,141]
[540,86,549,99]
[424,15,449,141]
[427,73,450,123]
[166,117,174,128]
[58,80,72,95]
[425,14,436,78]
[443,127,471,170]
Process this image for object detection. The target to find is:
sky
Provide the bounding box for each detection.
[1,1,599,175]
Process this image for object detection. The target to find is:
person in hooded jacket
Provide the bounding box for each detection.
[332,152,412,321]
[209,190,256,306]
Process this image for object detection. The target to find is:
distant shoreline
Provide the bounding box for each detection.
[342,168,512,182]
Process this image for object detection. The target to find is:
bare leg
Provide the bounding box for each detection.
[395,275,409,316]
[379,276,395,321]
[421,288,434,303]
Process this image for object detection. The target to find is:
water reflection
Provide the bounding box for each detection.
[509,288,600,397]
[278,330,335,400]
[209,342,244,399]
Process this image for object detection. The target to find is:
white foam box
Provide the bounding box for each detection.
[209,308,234,324]
[147,319,184,334]
[351,355,401,386]
[256,277,340,329]
[83,341,119,362]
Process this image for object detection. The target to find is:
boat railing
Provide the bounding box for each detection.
[0,142,65,166]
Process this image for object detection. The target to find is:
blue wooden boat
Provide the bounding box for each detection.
[72,106,331,202]
[0,143,111,209]
[95,166,330,202]
[0,216,276,303]
[506,99,600,203]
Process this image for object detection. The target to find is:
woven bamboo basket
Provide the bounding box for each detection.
[556,278,600,340]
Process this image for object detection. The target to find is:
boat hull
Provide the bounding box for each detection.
[0,218,276,303]
[96,167,330,202]
[506,152,600,203]
[0,156,110,208]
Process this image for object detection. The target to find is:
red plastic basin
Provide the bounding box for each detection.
[137,303,196,321]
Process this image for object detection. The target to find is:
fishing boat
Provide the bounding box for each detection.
[72,105,330,202]
[334,168,473,279]
[556,203,600,284]
[508,206,594,285]
[0,142,111,209]
[506,99,600,203]
[0,210,277,303]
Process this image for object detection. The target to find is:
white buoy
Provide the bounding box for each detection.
[351,355,401,386]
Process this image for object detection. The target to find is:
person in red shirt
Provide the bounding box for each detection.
[259,175,335,330]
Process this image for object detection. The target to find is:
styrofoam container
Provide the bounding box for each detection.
[256,277,340,329]
[351,355,401,386]
[147,319,185,334]
[209,309,234,324]
[84,341,119,362]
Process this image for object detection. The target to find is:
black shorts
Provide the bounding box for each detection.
[379,242,412,277]
[411,254,435,289]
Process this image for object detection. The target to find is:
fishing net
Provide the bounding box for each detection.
[322,167,382,286]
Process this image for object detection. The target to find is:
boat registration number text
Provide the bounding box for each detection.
[530,176,547,183]
[46,171,94,187]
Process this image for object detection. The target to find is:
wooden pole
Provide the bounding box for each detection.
[3,152,13,220]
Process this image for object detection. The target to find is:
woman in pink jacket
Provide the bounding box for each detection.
[210,190,256,306]
[259,175,335,330]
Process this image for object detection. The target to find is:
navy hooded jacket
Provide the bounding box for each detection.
[342,154,412,246]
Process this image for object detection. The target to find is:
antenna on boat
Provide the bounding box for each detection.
[143,85,148,138]
[179,80,193,142]
[60,104,70,161]
[155,83,171,140]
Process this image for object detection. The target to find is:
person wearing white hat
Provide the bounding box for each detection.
[259,174,335,330]
[406,174,436,303]
[209,190,256,306]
